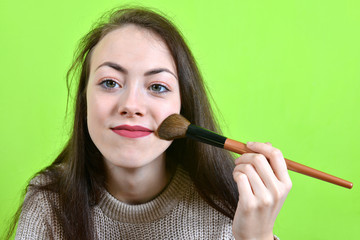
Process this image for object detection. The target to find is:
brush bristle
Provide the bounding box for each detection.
[156,114,191,140]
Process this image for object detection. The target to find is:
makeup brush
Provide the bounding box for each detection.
[157,114,353,189]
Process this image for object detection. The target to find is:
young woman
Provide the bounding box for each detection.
[12,7,292,240]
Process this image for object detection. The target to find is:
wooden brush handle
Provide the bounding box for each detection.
[224,138,353,189]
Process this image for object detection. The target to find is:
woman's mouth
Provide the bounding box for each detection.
[111,125,153,138]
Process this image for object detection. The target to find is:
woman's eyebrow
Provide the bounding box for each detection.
[96,61,128,74]
[144,68,178,80]
[96,61,177,79]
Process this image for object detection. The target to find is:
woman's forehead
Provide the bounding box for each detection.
[89,25,176,73]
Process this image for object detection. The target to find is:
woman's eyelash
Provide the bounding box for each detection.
[149,83,170,93]
[99,79,120,89]
[98,79,169,93]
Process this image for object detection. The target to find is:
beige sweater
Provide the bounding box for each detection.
[15,167,235,239]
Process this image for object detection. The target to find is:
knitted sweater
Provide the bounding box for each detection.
[15,167,236,239]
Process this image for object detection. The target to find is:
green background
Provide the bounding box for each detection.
[1,0,359,239]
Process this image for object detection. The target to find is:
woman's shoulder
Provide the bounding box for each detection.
[15,174,62,239]
[24,172,59,201]
[22,173,61,217]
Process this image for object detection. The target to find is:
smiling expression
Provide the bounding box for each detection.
[86,24,181,169]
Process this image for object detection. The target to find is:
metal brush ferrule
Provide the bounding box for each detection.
[186,124,226,148]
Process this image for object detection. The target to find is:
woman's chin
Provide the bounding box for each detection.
[103,153,166,170]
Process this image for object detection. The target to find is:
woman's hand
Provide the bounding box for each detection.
[232,142,292,240]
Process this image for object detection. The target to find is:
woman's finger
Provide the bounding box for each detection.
[246,142,290,183]
[233,171,254,204]
[235,153,279,192]
[234,163,268,197]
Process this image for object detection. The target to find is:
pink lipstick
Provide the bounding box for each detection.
[111,125,153,138]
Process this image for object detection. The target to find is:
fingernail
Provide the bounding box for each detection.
[247,141,254,146]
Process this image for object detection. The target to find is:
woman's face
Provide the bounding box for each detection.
[86,25,181,170]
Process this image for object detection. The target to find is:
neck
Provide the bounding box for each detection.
[105,155,174,204]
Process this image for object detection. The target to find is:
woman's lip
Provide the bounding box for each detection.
[112,125,152,132]
[111,125,153,138]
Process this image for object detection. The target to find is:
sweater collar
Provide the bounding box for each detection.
[98,166,190,223]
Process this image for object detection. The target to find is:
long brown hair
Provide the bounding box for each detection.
[7,7,238,240]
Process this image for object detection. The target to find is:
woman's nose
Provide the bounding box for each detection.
[118,87,145,118]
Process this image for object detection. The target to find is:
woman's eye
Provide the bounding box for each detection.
[100,79,120,89]
[149,84,169,93]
